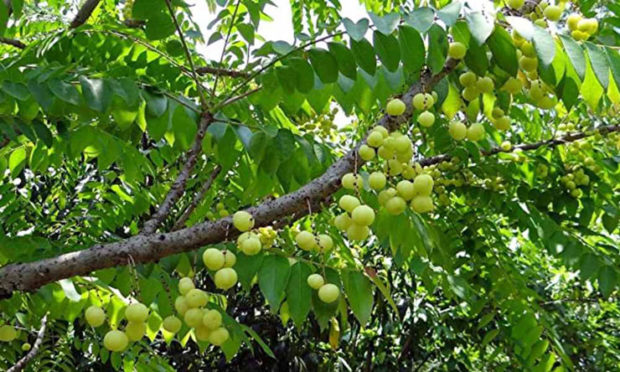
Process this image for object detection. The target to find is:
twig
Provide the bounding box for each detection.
[210,0,242,98]
[123,19,145,28]
[8,314,48,372]
[213,87,261,110]
[0,37,26,49]
[70,0,102,29]
[172,165,222,231]
[196,66,249,78]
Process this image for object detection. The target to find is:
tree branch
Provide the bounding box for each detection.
[172,165,222,231]
[70,0,102,29]
[7,314,48,372]
[0,37,26,49]
[196,66,250,78]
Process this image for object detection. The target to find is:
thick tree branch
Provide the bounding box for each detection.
[0,37,26,49]
[7,314,48,372]
[70,0,102,29]
[172,165,222,231]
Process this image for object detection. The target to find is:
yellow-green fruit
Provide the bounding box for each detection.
[459,71,477,86]
[578,18,598,34]
[334,213,352,231]
[448,42,467,59]
[377,145,395,160]
[347,224,370,241]
[411,195,434,214]
[571,30,589,41]
[567,14,582,31]
[351,205,375,226]
[317,234,334,252]
[178,277,195,295]
[307,274,325,289]
[125,321,146,342]
[521,41,536,57]
[339,195,360,213]
[396,180,415,201]
[359,145,375,161]
[367,131,384,148]
[373,126,389,138]
[449,121,467,140]
[125,303,149,323]
[393,135,412,153]
[385,196,407,215]
[529,80,545,100]
[202,248,225,271]
[502,77,523,94]
[186,288,208,308]
[232,211,254,232]
[492,107,505,119]
[194,325,212,341]
[368,172,387,190]
[378,188,398,205]
[202,310,222,330]
[467,123,485,141]
[543,5,562,21]
[0,325,18,342]
[214,268,238,290]
[174,296,189,315]
[386,159,403,176]
[462,86,480,101]
[223,251,236,267]
[476,77,494,94]
[538,96,555,109]
[493,117,511,131]
[103,330,128,352]
[507,0,524,9]
[240,236,262,255]
[417,111,435,127]
[386,98,406,116]
[21,343,31,351]
[163,316,182,334]
[413,174,434,196]
[341,173,362,190]
[85,306,106,327]
[412,93,431,111]
[501,141,512,151]
[209,327,230,346]
[296,231,317,251]
[184,308,204,328]
[318,284,340,303]
[519,56,538,72]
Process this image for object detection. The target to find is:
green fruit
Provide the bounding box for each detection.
[417,111,435,127]
[184,308,204,328]
[339,195,360,213]
[378,188,398,206]
[0,325,18,342]
[459,71,477,87]
[501,141,512,151]
[21,343,31,351]
[476,77,494,94]
[334,213,352,231]
[373,126,389,138]
[493,117,511,131]
[195,325,212,341]
[125,321,146,342]
[368,172,387,190]
[396,180,415,201]
[412,93,432,111]
[341,173,362,190]
[296,231,317,251]
[507,0,524,9]
[521,41,536,57]
[358,145,375,161]
[448,42,467,59]
[578,18,598,34]
[317,234,334,252]
[519,56,538,72]
[162,316,182,334]
[347,224,370,241]
[223,251,236,267]
[502,77,523,94]
[351,205,375,226]
[209,327,230,346]
[307,274,325,289]
[85,306,106,327]
[385,196,407,215]
[386,159,403,176]
[125,303,149,323]
[178,277,195,295]
[411,195,434,214]
[449,121,467,140]
[232,211,254,232]
[318,284,340,303]
[174,296,189,315]
[567,14,582,31]
[467,123,485,141]
[202,310,222,330]
[185,288,208,308]
[367,131,385,147]
[103,330,128,352]
[386,98,406,116]
[543,5,562,21]
[377,145,395,160]
[462,86,480,101]
[214,268,238,290]
[413,174,434,196]
[393,135,412,153]
[571,30,589,41]
[240,236,262,255]
[202,248,225,271]
[492,107,505,119]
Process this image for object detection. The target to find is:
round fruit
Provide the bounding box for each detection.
[203,310,222,330]
[578,18,598,34]
[296,231,317,251]
[449,121,467,140]
[202,248,225,271]
[85,306,106,327]
[393,135,412,152]
[502,77,522,94]
[358,145,375,161]
[174,296,189,315]
[318,284,340,303]
[184,308,204,328]
[373,126,389,138]
[467,123,485,141]
[162,316,182,334]
[377,145,395,160]
[519,56,538,72]
[339,195,360,213]
[571,30,589,41]
[240,236,262,255]
[507,0,524,9]
[0,325,18,342]
[417,111,435,127]
[125,321,146,342]
[232,211,254,232]
[385,196,407,215]
[412,93,431,111]
[209,327,230,346]
[448,42,467,59]
[103,330,128,352]
[368,172,387,190]
[347,224,370,241]
[195,324,211,341]
[307,274,325,289]
[378,188,398,205]
[476,77,494,94]
[386,98,406,116]
[125,303,149,323]
[413,174,434,196]
[501,141,512,151]
[543,5,562,21]
[411,195,434,214]
[317,234,334,252]
[462,86,480,101]
[396,180,415,201]
[341,173,362,190]
[223,251,236,267]
[493,117,511,131]
[334,213,352,231]
[185,288,208,308]
[386,159,403,176]
[459,71,477,87]
[367,131,384,147]
[567,14,582,31]
[521,41,536,57]
[214,268,238,290]
[351,205,375,226]
[178,277,195,295]
[21,343,31,351]
[492,107,505,119]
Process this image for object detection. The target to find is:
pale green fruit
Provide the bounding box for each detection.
[538,96,555,109]
[529,80,545,100]
[372,126,389,138]
[448,42,467,59]
[402,165,416,179]
[462,86,480,101]
[341,173,362,190]
[351,205,375,226]
[0,325,18,342]
[223,251,236,267]
[476,77,494,93]
[125,321,146,342]
[178,277,195,295]
[507,0,524,9]
[467,123,485,141]
[195,324,212,341]
[502,77,523,94]
[334,213,352,231]
[377,145,395,160]
[578,18,598,34]
[162,316,182,334]
[307,274,325,289]
[202,248,225,271]
[383,136,396,150]
[386,159,403,176]
[386,98,406,116]
[396,180,415,201]
[378,188,398,206]
[411,195,434,214]
[209,327,230,346]
[449,121,467,140]
[347,224,370,241]
[412,93,426,110]
[543,5,562,21]
[85,306,106,327]
[493,117,511,131]
[125,303,149,323]
[296,231,317,251]
[521,41,536,57]
[184,308,204,328]
[21,343,31,351]
[240,236,262,255]
[232,211,254,232]
[103,330,128,352]
[567,14,582,31]
[393,135,412,153]
[186,288,208,308]
[519,56,538,72]
[385,196,407,215]
[358,145,375,161]
[501,141,512,151]
[214,268,238,290]
[368,172,387,190]
[317,234,334,252]
[174,296,189,315]
[571,30,589,41]
[413,174,434,196]
[417,111,435,127]
[339,195,360,213]
[492,107,505,119]
[318,284,340,303]
[202,310,222,330]
[367,131,384,148]
[459,71,477,87]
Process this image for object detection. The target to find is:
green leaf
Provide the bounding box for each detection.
[398,25,424,73]
[308,48,339,83]
[373,31,400,72]
[342,18,368,41]
[579,254,599,279]
[505,17,555,67]
[328,42,357,80]
[2,81,29,101]
[405,7,435,33]
[275,66,297,94]
[171,105,197,150]
[285,262,313,327]
[465,40,488,76]
[8,147,26,178]
[482,329,500,346]
[368,12,400,35]
[487,27,518,76]
[350,39,376,75]
[559,34,586,80]
[465,11,494,45]
[80,77,112,113]
[437,0,462,26]
[598,266,616,298]
[235,252,264,291]
[289,58,315,93]
[343,270,374,326]
[32,121,53,147]
[258,255,291,311]
[584,42,610,89]
[427,24,448,74]
[368,273,400,320]
[241,325,276,359]
[48,79,81,106]
[58,279,82,302]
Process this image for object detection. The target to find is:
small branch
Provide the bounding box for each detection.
[214,87,261,110]
[123,19,145,28]
[196,66,250,78]
[8,314,48,372]
[210,0,242,98]
[172,165,222,231]
[70,0,102,29]
[0,37,26,49]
